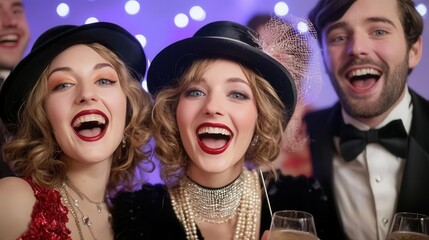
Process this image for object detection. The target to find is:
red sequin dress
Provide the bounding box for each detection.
[17,177,72,240]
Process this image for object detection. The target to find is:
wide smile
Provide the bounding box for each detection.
[196,123,233,155]
[71,110,109,142]
[0,34,19,48]
[345,67,382,94]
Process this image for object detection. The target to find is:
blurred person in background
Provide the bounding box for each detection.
[0,0,30,178]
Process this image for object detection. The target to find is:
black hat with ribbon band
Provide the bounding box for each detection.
[147,21,297,119]
[0,22,147,125]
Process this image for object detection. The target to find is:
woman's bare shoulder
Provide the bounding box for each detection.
[0,177,36,239]
[0,176,33,189]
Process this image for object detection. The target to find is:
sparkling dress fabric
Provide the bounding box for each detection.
[17,177,71,240]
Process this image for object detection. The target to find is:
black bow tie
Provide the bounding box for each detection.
[339,119,408,161]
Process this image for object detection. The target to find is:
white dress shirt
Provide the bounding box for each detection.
[333,88,412,240]
[0,70,10,88]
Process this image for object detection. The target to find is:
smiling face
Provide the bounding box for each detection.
[176,59,258,185]
[321,0,422,125]
[45,44,127,165]
[0,0,29,69]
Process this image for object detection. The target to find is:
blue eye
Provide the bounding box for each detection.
[13,7,24,15]
[373,29,387,36]
[185,88,205,97]
[53,82,73,91]
[330,35,347,44]
[230,91,249,100]
[96,79,117,85]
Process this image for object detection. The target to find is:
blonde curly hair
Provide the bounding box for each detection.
[151,58,287,186]
[3,43,154,195]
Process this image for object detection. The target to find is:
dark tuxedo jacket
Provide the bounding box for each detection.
[304,89,429,238]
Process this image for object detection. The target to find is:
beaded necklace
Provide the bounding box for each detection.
[187,172,244,224]
[170,168,261,240]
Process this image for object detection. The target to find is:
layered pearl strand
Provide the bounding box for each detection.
[170,168,261,240]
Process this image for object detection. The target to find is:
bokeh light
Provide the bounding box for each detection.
[174,13,189,28]
[125,0,140,15]
[274,1,289,17]
[297,21,309,34]
[135,34,147,48]
[141,79,148,92]
[189,6,206,21]
[56,3,70,17]
[85,17,99,24]
[416,3,427,17]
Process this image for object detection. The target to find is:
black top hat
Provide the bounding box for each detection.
[147,21,296,118]
[0,22,147,125]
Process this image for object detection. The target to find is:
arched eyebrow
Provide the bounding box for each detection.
[366,17,397,29]
[12,1,25,8]
[48,63,114,78]
[227,77,250,86]
[93,63,114,70]
[326,16,397,35]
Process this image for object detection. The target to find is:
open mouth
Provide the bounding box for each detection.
[346,68,381,91]
[0,34,18,46]
[72,113,108,141]
[197,125,232,154]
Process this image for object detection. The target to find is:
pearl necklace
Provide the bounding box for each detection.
[170,168,261,240]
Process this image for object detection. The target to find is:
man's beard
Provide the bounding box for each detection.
[329,57,409,119]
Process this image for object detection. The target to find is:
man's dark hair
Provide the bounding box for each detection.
[308,0,423,49]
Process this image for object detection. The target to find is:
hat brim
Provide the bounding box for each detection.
[0,22,146,125]
[147,36,296,118]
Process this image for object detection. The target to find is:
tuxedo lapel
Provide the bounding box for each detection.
[305,102,346,237]
[306,103,341,194]
[396,90,429,214]
[306,90,429,237]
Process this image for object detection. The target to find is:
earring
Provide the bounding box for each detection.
[122,137,126,148]
[251,135,259,147]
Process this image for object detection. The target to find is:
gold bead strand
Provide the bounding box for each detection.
[249,170,261,239]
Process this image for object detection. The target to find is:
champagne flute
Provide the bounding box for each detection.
[387,212,429,240]
[267,210,319,240]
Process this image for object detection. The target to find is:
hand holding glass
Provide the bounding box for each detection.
[268,210,319,240]
[387,212,429,240]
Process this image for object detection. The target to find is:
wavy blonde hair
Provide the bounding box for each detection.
[151,58,288,186]
[3,43,154,194]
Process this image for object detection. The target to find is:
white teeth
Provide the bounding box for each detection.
[198,127,231,136]
[72,114,106,127]
[0,34,18,42]
[348,68,381,78]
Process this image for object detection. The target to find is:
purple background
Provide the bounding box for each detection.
[22,0,429,182]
